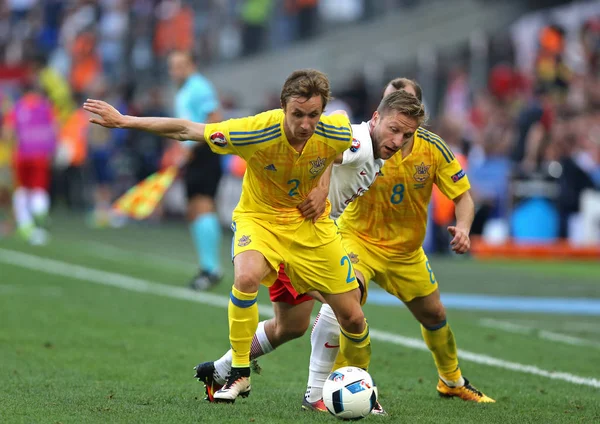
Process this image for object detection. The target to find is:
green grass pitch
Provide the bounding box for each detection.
[1,212,599,423]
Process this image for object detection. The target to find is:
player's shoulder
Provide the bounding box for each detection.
[348,121,372,154]
[241,109,284,129]
[316,113,353,144]
[415,127,456,163]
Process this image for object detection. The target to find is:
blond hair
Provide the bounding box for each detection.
[377,90,427,126]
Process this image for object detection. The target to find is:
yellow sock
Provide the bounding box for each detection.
[421,321,462,383]
[229,286,259,368]
[338,320,371,370]
[332,349,349,371]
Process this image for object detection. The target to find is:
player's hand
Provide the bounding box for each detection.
[83,99,126,128]
[298,186,328,223]
[447,226,470,254]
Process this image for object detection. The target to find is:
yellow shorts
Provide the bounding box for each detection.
[231,217,358,295]
[339,229,438,303]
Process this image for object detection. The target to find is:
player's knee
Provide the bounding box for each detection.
[337,309,366,335]
[234,271,261,293]
[420,305,447,328]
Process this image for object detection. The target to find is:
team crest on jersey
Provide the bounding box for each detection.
[209,131,227,147]
[237,235,251,247]
[309,156,326,176]
[413,162,431,183]
[350,138,361,152]
[348,252,359,264]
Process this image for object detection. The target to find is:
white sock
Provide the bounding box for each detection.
[440,375,465,388]
[13,188,33,228]
[212,321,274,384]
[213,350,231,385]
[252,320,274,357]
[30,188,50,218]
[305,303,340,402]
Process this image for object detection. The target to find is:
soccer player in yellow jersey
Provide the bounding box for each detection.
[302,78,494,408]
[83,69,372,403]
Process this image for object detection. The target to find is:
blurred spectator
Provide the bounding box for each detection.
[53,95,89,210]
[85,78,124,227]
[130,87,168,182]
[534,24,570,96]
[153,0,194,58]
[70,30,102,95]
[30,53,76,125]
[241,0,274,56]
[98,0,129,83]
[285,0,319,41]
[3,80,57,244]
[430,116,469,252]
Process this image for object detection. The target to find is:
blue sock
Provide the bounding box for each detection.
[190,213,222,274]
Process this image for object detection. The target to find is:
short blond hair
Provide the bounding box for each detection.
[280,69,331,110]
[377,90,427,126]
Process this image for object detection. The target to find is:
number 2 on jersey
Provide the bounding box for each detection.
[390,183,405,204]
[340,255,356,283]
[287,179,300,196]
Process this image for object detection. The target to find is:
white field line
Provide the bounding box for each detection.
[79,241,195,272]
[494,319,600,336]
[480,318,600,349]
[1,248,599,389]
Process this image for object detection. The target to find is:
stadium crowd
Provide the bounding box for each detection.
[0,0,599,248]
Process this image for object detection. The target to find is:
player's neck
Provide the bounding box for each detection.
[283,122,308,153]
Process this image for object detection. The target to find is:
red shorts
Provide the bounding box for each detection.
[268,264,313,305]
[13,156,51,190]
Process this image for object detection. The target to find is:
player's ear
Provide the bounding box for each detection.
[372,110,380,124]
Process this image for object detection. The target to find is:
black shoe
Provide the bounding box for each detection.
[189,270,222,291]
[193,362,224,402]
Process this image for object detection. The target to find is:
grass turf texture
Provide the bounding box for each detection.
[1,212,599,423]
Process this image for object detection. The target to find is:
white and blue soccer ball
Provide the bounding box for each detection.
[322,366,378,420]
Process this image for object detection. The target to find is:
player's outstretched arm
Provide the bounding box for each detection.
[448,190,475,254]
[83,99,207,143]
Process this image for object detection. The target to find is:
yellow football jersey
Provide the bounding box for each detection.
[204,109,353,224]
[338,127,470,253]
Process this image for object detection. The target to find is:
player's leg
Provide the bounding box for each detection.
[12,157,35,241]
[211,290,315,381]
[287,222,371,374]
[199,270,314,401]
[304,271,365,407]
[212,249,271,402]
[28,156,51,244]
[185,145,223,290]
[392,251,494,402]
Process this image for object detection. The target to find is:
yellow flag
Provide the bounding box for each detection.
[113,166,178,220]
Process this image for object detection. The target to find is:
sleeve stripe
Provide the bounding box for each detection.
[230,127,280,142]
[316,124,352,137]
[231,132,281,146]
[425,131,455,160]
[314,130,351,142]
[417,128,455,161]
[317,121,352,133]
[421,136,451,163]
[230,123,280,136]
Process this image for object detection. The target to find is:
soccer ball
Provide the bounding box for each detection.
[322,366,378,420]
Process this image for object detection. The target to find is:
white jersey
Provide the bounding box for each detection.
[329,121,384,219]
